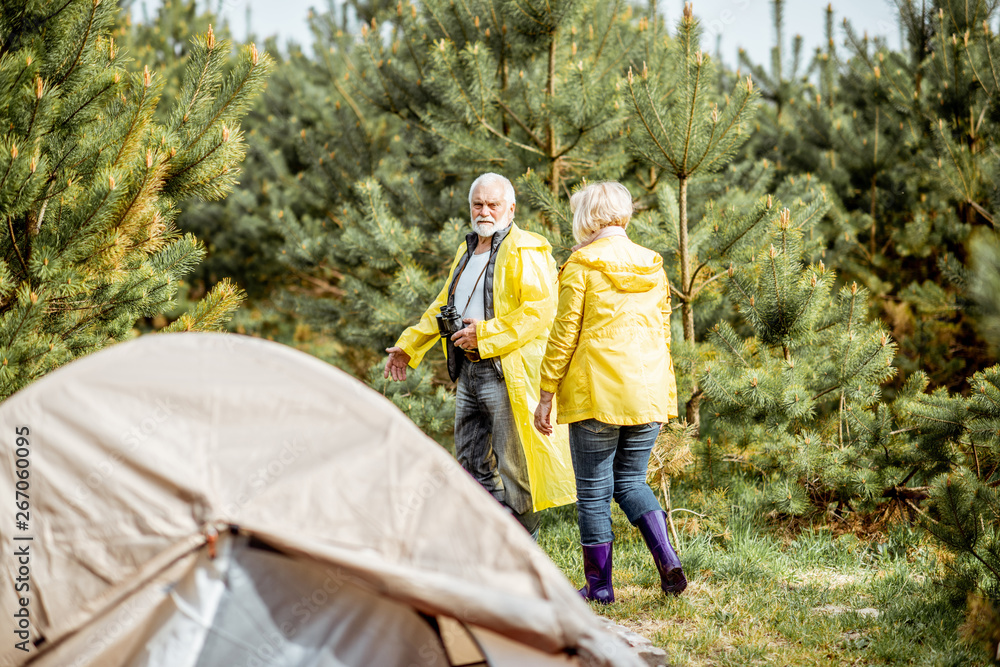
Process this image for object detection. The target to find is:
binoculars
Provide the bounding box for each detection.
[437,305,481,362]
[436,304,464,339]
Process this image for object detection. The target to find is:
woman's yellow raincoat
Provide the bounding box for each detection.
[539,235,679,425]
[394,224,576,511]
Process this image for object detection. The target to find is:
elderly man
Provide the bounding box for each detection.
[384,173,575,537]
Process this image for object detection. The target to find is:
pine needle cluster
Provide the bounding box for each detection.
[0,0,270,398]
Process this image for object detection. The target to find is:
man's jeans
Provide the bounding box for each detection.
[569,419,663,545]
[455,359,539,535]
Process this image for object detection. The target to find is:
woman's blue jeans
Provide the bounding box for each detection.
[569,419,663,545]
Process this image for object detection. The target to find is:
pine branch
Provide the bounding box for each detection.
[176,36,216,134]
[626,69,680,172]
[768,245,789,338]
[50,80,118,136]
[54,0,100,87]
[680,54,704,174]
[496,97,545,149]
[167,43,269,175]
[690,269,726,299]
[5,216,27,274]
[162,278,245,332]
[812,384,840,401]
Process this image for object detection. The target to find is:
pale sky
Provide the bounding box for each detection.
[138,0,902,69]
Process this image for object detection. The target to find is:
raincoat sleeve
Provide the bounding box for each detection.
[539,260,587,395]
[394,246,466,369]
[660,271,673,354]
[476,246,557,360]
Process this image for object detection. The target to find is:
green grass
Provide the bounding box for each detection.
[538,491,987,666]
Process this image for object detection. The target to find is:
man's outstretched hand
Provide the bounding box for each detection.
[384,346,411,381]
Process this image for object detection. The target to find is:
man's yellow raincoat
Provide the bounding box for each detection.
[394,224,576,511]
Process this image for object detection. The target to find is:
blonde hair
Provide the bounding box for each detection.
[570,181,633,244]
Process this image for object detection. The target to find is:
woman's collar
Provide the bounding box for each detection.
[572,225,627,252]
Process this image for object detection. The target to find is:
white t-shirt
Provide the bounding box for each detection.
[453,250,490,322]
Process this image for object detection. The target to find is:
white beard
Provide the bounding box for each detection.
[472,215,509,237]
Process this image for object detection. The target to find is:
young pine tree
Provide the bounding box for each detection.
[622,2,759,432]
[700,214,900,515]
[737,0,809,125]
[904,365,1000,597]
[252,9,464,437]
[0,0,270,398]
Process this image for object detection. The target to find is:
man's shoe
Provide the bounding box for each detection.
[579,542,614,604]
[635,510,687,595]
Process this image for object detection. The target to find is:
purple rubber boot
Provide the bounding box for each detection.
[635,510,687,595]
[579,542,614,604]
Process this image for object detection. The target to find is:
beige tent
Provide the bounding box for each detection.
[0,333,644,667]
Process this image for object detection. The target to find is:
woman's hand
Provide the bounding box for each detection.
[533,390,555,435]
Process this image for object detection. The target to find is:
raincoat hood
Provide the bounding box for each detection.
[541,234,678,424]
[571,237,663,292]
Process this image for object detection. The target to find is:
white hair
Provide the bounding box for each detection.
[468,173,516,207]
[570,182,634,244]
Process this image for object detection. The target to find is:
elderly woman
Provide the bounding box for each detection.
[533,181,686,604]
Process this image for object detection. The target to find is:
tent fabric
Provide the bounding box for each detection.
[0,333,645,667]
